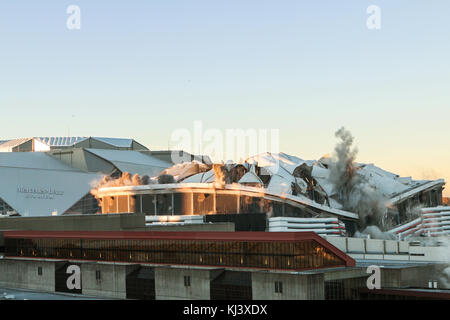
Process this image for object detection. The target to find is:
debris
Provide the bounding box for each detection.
[157,174,176,184]
[161,161,211,182]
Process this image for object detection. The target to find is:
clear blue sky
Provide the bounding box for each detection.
[0,1,449,193]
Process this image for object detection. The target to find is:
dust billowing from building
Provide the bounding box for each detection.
[90,172,151,198]
[328,127,389,232]
[213,163,227,187]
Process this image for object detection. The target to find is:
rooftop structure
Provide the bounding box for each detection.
[0,136,149,152]
[0,138,174,216]
[0,136,214,217]
[0,152,102,217]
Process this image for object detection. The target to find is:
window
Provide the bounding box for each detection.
[5,236,345,271]
[216,194,238,213]
[193,193,214,214]
[38,266,42,276]
[96,270,101,281]
[184,275,191,287]
[275,281,283,293]
[117,195,129,213]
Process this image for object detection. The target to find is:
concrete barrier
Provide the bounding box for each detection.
[365,239,384,254]
[409,246,446,262]
[399,241,410,253]
[324,236,347,252]
[384,240,399,254]
[0,214,146,232]
[81,262,135,299]
[347,238,365,253]
[0,258,55,293]
[154,266,212,300]
[251,272,324,300]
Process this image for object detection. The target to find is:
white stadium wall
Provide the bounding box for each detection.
[0,167,102,217]
[0,153,103,217]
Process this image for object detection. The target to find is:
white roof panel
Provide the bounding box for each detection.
[92,137,134,148]
[266,174,293,195]
[182,170,215,183]
[239,171,263,184]
[86,149,171,176]
[0,152,82,171]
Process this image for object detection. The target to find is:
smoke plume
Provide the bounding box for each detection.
[157,174,176,184]
[329,127,388,230]
[354,226,396,240]
[213,163,228,187]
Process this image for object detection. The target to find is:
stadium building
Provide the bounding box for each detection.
[0,137,201,217]
[1,136,449,300]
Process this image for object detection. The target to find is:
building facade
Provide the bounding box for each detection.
[1,230,356,300]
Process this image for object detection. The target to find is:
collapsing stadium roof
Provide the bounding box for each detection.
[161,152,444,205]
[96,151,445,226]
[246,152,444,206]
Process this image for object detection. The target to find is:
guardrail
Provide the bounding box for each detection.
[144,215,204,226]
[389,207,450,238]
[269,217,347,236]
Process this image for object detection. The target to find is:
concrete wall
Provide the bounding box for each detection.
[154,266,212,300]
[346,238,365,253]
[399,241,409,253]
[251,271,324,300]
[0,214,234,237]
[409,246,448,262]
[3,257,443,299]
[324,268,368,282]
[365,239,384,254]
[384,240,399,254]
[322,236,450,262]
[404,265,448,288]
[379,265,444,289]
[326,237,346,252]
[81,262,136,299]
[0,214,146,232]
[0,258,55,292]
